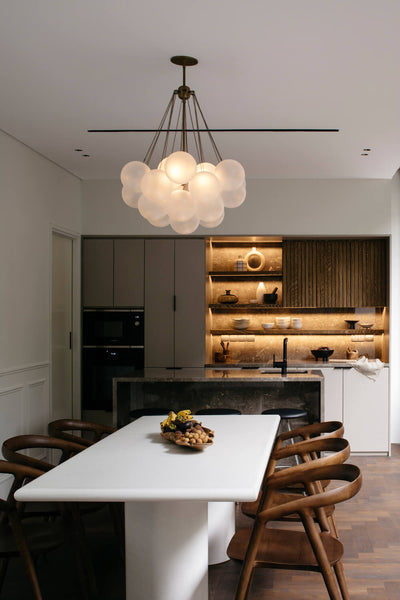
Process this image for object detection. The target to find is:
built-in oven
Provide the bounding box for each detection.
[83,308,144,347]
[82,309,144,423]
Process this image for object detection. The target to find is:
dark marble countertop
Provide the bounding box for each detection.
[113,367,324,383]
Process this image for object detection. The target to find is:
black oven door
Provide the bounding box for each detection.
[82,347,144,412]
[83,310,144,347]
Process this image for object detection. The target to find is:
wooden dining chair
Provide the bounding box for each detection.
[0,459,95,600]
[2,434,124,565]
[241,421,345,519]
[48,418,116,447]
[228,463,362,600]
[241,436,350,530]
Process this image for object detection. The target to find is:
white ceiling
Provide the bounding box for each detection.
[2,0,400,181]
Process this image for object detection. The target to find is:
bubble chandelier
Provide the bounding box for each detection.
[120,56,246,234]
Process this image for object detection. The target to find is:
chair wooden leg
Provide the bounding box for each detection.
[301,513,342,600]
[334,559,350,600]
[9,512,43,600]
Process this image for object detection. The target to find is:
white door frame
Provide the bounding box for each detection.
[50,225,81,420]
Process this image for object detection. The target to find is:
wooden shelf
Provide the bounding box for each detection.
[210,304,385,312]
[210,329,383,336]
[209,271,282,280]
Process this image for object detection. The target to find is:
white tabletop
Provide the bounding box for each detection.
[15,415,280,503]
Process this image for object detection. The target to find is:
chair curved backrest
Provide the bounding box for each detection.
[241,436,351,520]
[275,420,344,450]
[2,435,85,472]
[48,419,116,447]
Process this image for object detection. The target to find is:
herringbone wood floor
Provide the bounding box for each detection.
[209,445,400,600]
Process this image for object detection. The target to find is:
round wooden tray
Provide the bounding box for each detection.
[160,427,214,450]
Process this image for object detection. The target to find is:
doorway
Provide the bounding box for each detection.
[51,231,74,421]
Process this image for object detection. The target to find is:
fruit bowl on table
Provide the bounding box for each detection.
[160,410,214,450]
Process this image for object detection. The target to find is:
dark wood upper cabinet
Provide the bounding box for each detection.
[282,238,388,307]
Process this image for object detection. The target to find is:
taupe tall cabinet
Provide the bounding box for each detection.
[145,238,205,368]
[82,238,144,307]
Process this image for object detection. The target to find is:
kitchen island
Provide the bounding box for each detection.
[113,367,324,429]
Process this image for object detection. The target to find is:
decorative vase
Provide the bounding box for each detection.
[256,282,266,304]
[218,290,238,304]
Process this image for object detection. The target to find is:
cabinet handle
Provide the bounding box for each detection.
[69,331,72,349]
[173,295,176,312]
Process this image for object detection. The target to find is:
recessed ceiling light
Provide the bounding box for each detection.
[74,148,83,152]
[363,148,371,152]
[82,154,90,157]
[361,153,369,156]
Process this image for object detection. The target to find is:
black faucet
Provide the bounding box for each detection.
[273,337,288,376]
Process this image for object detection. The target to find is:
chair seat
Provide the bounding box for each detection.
[262,408,308,419]
[227,527,343,568]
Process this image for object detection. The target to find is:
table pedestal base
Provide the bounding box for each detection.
[208,502,235,565]
[125,501,208,600]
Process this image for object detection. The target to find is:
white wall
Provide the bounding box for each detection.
[82,177,391,236]
[0,131,82,496]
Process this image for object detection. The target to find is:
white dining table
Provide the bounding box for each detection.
[15,414,280,600]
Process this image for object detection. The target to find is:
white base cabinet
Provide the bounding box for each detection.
[343,367,389,453]
[319,366,389,454]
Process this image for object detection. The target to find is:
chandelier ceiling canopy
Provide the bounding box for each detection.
[120,56,246,234]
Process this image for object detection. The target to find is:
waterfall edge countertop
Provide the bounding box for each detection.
[114,367,324,383]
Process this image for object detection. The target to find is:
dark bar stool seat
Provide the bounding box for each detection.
[195,408,242,415]
[262,407,308,428]
[129,407,172,421]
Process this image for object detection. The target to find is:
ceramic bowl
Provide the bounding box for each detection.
[275,317,290,329]
[359,322,374,329]
[233,318,250,330]
[262,322,274,329]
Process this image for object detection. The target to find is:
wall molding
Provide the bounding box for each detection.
[0,362,49,377]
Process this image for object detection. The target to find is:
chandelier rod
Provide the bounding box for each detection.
[89,128,340,133]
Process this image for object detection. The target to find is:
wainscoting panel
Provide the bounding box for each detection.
[0,362,49,498]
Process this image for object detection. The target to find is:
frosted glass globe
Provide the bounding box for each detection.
[215,159,245,191]
[166,189,196,222]
[147,214,170,228]
[120,161,149,190]
[221,183,246,208]
[188,171,221,202]
[140,169,174,207]
[122,186,141,208]
[164,151,197,184]
[196,162,216,174]
[138,195,168,222]
[195,194,224,222]
[199,210,225,228]
[157,157,168,171]
[170,214,200,234]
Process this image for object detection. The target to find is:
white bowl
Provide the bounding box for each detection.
[262,323,274,329]
[276,322,290,329]
[233,318,249,330]
[275,317,290,327]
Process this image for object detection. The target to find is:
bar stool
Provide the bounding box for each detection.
[195,408,242,415]
[261,407,307,431]
[129,407,172,421]
[261,408,308,465]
